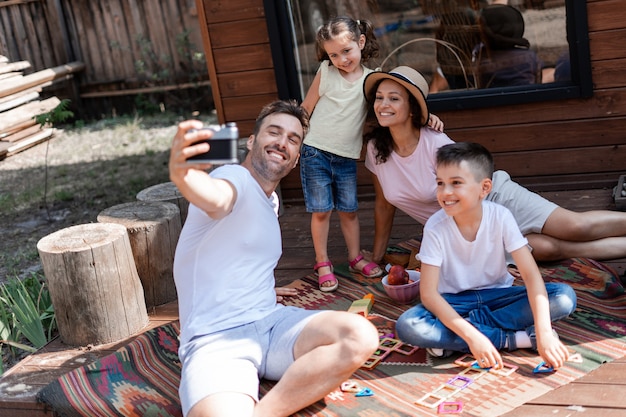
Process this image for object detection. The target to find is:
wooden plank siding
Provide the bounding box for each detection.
[196,0,277,136]
[196,0,626,202]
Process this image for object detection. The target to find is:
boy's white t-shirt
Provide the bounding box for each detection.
[173,164,283,347]
[418,200,528,294]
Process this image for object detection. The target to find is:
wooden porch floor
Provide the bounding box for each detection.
[1,188,624,416]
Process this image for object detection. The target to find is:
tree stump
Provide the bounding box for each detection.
[37,223,148,346]
[136,181,189,225]
[97,201,181,308]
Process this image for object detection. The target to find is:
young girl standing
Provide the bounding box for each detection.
[300,16,383,292]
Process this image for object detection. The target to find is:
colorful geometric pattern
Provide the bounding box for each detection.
[37,323,182,417]
[539,257,624,299]
[37,256,626,417]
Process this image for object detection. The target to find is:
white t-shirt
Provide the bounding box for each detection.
[304,61,373,159]
[418,200,528,294]
[173,164,283,347]
[365,128,454,224]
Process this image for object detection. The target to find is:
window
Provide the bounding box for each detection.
[279,0,591,111]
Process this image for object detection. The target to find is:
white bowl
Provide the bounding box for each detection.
[381,270,421,304]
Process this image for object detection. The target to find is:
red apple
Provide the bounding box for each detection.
[387,265,409,286]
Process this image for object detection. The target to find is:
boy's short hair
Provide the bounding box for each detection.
[436,142,494,181]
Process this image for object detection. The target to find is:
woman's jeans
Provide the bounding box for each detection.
[395,283,576,352]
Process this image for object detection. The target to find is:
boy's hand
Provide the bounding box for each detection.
[537,332,569,369]
[468,334,503,369]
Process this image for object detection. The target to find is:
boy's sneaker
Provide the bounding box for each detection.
[425,347,454,358]
[525,325,559,351]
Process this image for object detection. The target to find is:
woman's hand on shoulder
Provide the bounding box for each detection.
[427,113,444,132]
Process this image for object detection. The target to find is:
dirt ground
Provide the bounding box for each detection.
[0,113,214,285]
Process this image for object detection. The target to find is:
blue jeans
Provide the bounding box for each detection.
[300,144,358,213]
[395,283,576,352]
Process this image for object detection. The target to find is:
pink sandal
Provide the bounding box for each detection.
[349,254,383,278]
[314,261,338,292]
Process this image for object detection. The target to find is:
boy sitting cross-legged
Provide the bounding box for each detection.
[395,142,577,370]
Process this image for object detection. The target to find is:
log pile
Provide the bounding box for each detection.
[0,56,84,160]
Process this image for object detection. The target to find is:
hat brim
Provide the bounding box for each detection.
[363,71,429,126]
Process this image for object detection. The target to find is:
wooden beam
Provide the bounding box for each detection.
[0,119,37,139]
[0,86,42,105]
[79,80,212,98]
[0,90,39,112]
[0,60,30,74]
[0,127,54,160]
[0,123,42,143]
[0,97,60,132]
[0,62,84,98]
[0,0,41,9]
[5,128,55,157]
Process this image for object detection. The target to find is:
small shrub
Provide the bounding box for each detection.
[0,274,57,375]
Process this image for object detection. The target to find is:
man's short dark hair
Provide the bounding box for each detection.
[254,100,310,137]
[436,142,494,181]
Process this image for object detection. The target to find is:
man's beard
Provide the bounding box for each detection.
[249,140,291,182]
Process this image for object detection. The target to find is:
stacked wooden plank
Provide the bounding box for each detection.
[0,56,84,160]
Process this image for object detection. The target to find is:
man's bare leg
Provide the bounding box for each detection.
[253,311,379,417]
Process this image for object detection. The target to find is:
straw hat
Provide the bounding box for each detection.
[363,66,429,126]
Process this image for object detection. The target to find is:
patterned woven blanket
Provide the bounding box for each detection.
[37,255,626,417]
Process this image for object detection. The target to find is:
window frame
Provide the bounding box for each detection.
[426,0,592,112]
[269,0,592,111]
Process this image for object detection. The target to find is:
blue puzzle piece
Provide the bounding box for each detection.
[533,361,555,374]
[355,387,374,397]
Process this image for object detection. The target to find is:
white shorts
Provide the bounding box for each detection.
[488,170,558,235]
[178,306,324,416]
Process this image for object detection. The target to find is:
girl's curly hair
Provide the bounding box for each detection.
[315,16,380,64]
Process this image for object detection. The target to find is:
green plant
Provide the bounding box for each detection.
[53,189,74,202]
[34,99,75,127]
[134,94,161,115]
[0,274,57,375]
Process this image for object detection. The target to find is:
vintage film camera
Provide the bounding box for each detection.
[186,122,239,164]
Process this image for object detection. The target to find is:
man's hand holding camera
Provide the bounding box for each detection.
[186,122,239,165]
[169,120,238,220]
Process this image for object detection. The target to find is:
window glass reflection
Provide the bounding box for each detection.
[289,0,568,98]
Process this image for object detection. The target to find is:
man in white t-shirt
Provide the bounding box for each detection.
[395,142,576,370]
[169,100,379,417]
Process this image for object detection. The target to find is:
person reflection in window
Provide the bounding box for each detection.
[475,3,543,88]
[428,1,543,93]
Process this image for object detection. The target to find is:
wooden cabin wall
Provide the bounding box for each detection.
[195,0,277,136]
[197,0,626,202]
